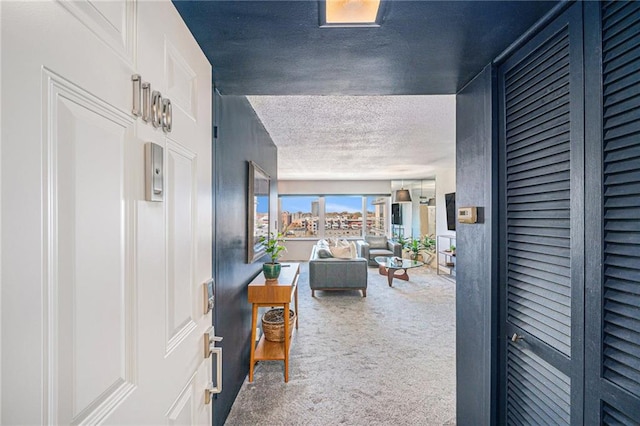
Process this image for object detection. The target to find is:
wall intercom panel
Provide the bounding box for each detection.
[145,142,164,202]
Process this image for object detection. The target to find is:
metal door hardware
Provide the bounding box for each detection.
[204,327,223,402]
[203,279,214,314]
[510,333,525,342]
[204,362,222,403]
[203,326,223,359]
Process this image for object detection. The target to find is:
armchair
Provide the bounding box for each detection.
[356,235,402,267]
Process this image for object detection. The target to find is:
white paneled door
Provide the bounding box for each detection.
[1,1,214,424]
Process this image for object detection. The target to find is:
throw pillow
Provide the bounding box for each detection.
[330,245,352,259]
[317,239,330,248]
[316,247,334,258]
[335,239,350,247]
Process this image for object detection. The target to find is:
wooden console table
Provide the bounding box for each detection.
[248,263,299,382]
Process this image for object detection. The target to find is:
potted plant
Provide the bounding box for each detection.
[408,237,422,261]
[418,235,436,266]
[394,233,409,250]
[258,231,287,280]
[422,236,436,252]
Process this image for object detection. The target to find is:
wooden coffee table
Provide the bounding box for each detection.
[375,256,424,287]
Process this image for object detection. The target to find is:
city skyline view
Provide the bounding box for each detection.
[280,196,379,214]
[278,195,387,238]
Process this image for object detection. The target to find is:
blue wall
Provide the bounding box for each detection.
[213,92,277,425]
[455,65,498,425]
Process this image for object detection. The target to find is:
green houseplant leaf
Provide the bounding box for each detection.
[410,237,422,254]
[258,231,287,264]
[422,236,436,252]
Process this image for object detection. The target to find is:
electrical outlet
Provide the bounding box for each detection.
[255,328,261,341]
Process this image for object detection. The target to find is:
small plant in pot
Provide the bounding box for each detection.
[395,234,409,250]
[409,238,422,260]
[422,236,436,253]
[258,231,287,280]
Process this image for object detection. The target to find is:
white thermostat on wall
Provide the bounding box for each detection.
[458,206,478,224]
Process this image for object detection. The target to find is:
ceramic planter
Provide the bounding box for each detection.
[263,262,281,280]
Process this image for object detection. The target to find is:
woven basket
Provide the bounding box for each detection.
[262,308,296,342]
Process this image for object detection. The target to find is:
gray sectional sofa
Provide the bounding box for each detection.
[308,242,368,297]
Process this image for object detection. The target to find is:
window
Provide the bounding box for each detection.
[279,195,390,239]
[324,196,363,238]
[279,196,319,238]
[366,196,387,236]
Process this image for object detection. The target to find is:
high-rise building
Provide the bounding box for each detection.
[280,211,291,229]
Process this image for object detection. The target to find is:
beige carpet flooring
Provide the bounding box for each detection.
[225,263,456,425]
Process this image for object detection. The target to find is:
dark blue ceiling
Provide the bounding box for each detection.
[173,1,559,95]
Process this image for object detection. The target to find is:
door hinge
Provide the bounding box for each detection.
[213,125,218,139]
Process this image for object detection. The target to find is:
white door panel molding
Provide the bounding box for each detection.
[1,0,212,424]
[165,141,198,355]
[42,68,136,425]
[56,0,136,65]
[165,39,198,122]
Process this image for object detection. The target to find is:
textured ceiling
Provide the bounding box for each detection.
[248,95,455,180]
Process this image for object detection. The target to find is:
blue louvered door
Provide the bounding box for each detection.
[498,3,584,424]
[584,1,640,424]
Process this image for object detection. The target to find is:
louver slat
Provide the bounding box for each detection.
[603,0,640,21]
[602,0,640,408]
[505,32,568,97]
[507,345,571,425]
[509,255,570,278]
[509,286,570,315]
[602,402,639,426]
[504,22,573,420]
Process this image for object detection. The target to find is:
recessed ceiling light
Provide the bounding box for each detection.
[319,0,385,28]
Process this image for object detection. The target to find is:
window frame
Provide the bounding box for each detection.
[278,194,391,240]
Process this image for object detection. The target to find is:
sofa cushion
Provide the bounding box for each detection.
[370,248,394,258]
[366,236,388,249]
